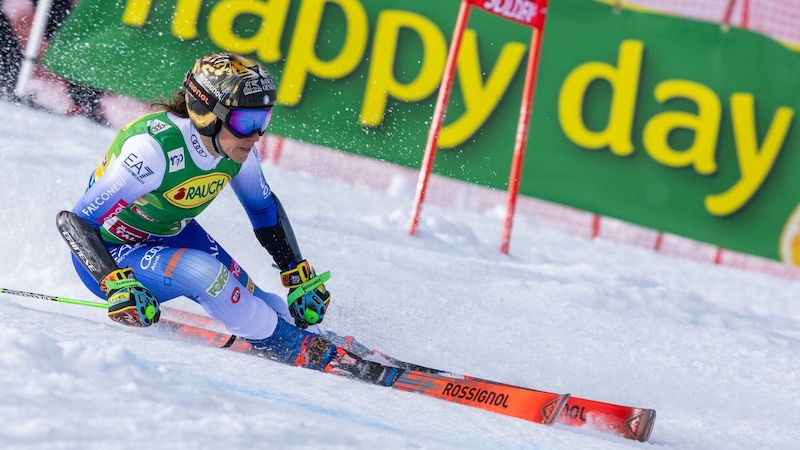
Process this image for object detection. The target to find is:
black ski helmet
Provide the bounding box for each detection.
[183,53,277,136]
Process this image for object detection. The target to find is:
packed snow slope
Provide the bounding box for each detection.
[0,100,798,449]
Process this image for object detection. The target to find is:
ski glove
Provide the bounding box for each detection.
[100,267,161,327]
[281,260,331,329]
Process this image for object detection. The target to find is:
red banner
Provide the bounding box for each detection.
[466,0,548,29]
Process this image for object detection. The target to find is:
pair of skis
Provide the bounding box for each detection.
[0,287,655,442]
[161,306,656,442]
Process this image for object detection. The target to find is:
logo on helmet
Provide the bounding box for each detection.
[186,78,210,106]
[260,74,276,91]
[243,79,264,95]
[196,72,224,102]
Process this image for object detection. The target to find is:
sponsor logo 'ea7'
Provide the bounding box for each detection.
[164,173,231,208]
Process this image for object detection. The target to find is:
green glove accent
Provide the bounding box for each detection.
[105,277,143,292]
[287,271,331,305]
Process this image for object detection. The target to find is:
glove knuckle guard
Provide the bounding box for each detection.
[103,268,160,327]
[281,260,314,288]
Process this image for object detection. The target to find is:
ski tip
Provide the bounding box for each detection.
[542,393,571,426]
[635,409,656,442]
[621,407,657,442]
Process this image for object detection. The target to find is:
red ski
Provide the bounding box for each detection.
[160,306,655,441]
[156,314,569,427]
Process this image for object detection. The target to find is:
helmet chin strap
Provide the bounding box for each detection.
[212,129,230,159]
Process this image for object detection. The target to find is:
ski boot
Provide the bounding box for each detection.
[246,319,336,371]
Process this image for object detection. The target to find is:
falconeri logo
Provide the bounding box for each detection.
[164,173,231,208]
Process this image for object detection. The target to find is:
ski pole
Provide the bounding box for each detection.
[3,274,333,311]
[0,287,107,309]
[0,286,244,348]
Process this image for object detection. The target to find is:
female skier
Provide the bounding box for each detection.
[58,53,337,370]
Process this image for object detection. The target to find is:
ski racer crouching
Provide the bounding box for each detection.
[58,53,337,370]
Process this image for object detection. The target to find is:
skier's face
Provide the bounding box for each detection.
[216,126,260,163]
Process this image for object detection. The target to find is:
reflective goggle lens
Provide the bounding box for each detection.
[226,108,272,137]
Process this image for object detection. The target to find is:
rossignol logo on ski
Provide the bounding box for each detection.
[441,382,510,408]
[164,173,230,208]
[561,402,588,422]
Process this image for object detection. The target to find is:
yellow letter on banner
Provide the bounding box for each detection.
[643,79,721,175]
[705,93,794,216]
[121,0,154,27]
[360,10,445,126]
[279,0,368,106]
[438,29,526,148]
[206,0,290,62]
[123,0,204,38]
[172,0,203,39]
[559,40,643,156]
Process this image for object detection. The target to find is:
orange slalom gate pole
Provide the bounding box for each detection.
[408,1,472,236]
[500,25,545,254]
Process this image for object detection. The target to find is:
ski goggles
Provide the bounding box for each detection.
[223,108,273,138]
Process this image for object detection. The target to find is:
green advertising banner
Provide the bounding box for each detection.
[43,0,800,265]
[527,0,800,264]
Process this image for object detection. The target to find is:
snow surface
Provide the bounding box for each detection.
[0,99,798,450]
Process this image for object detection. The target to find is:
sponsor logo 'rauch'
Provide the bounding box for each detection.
[165,173,230,208]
